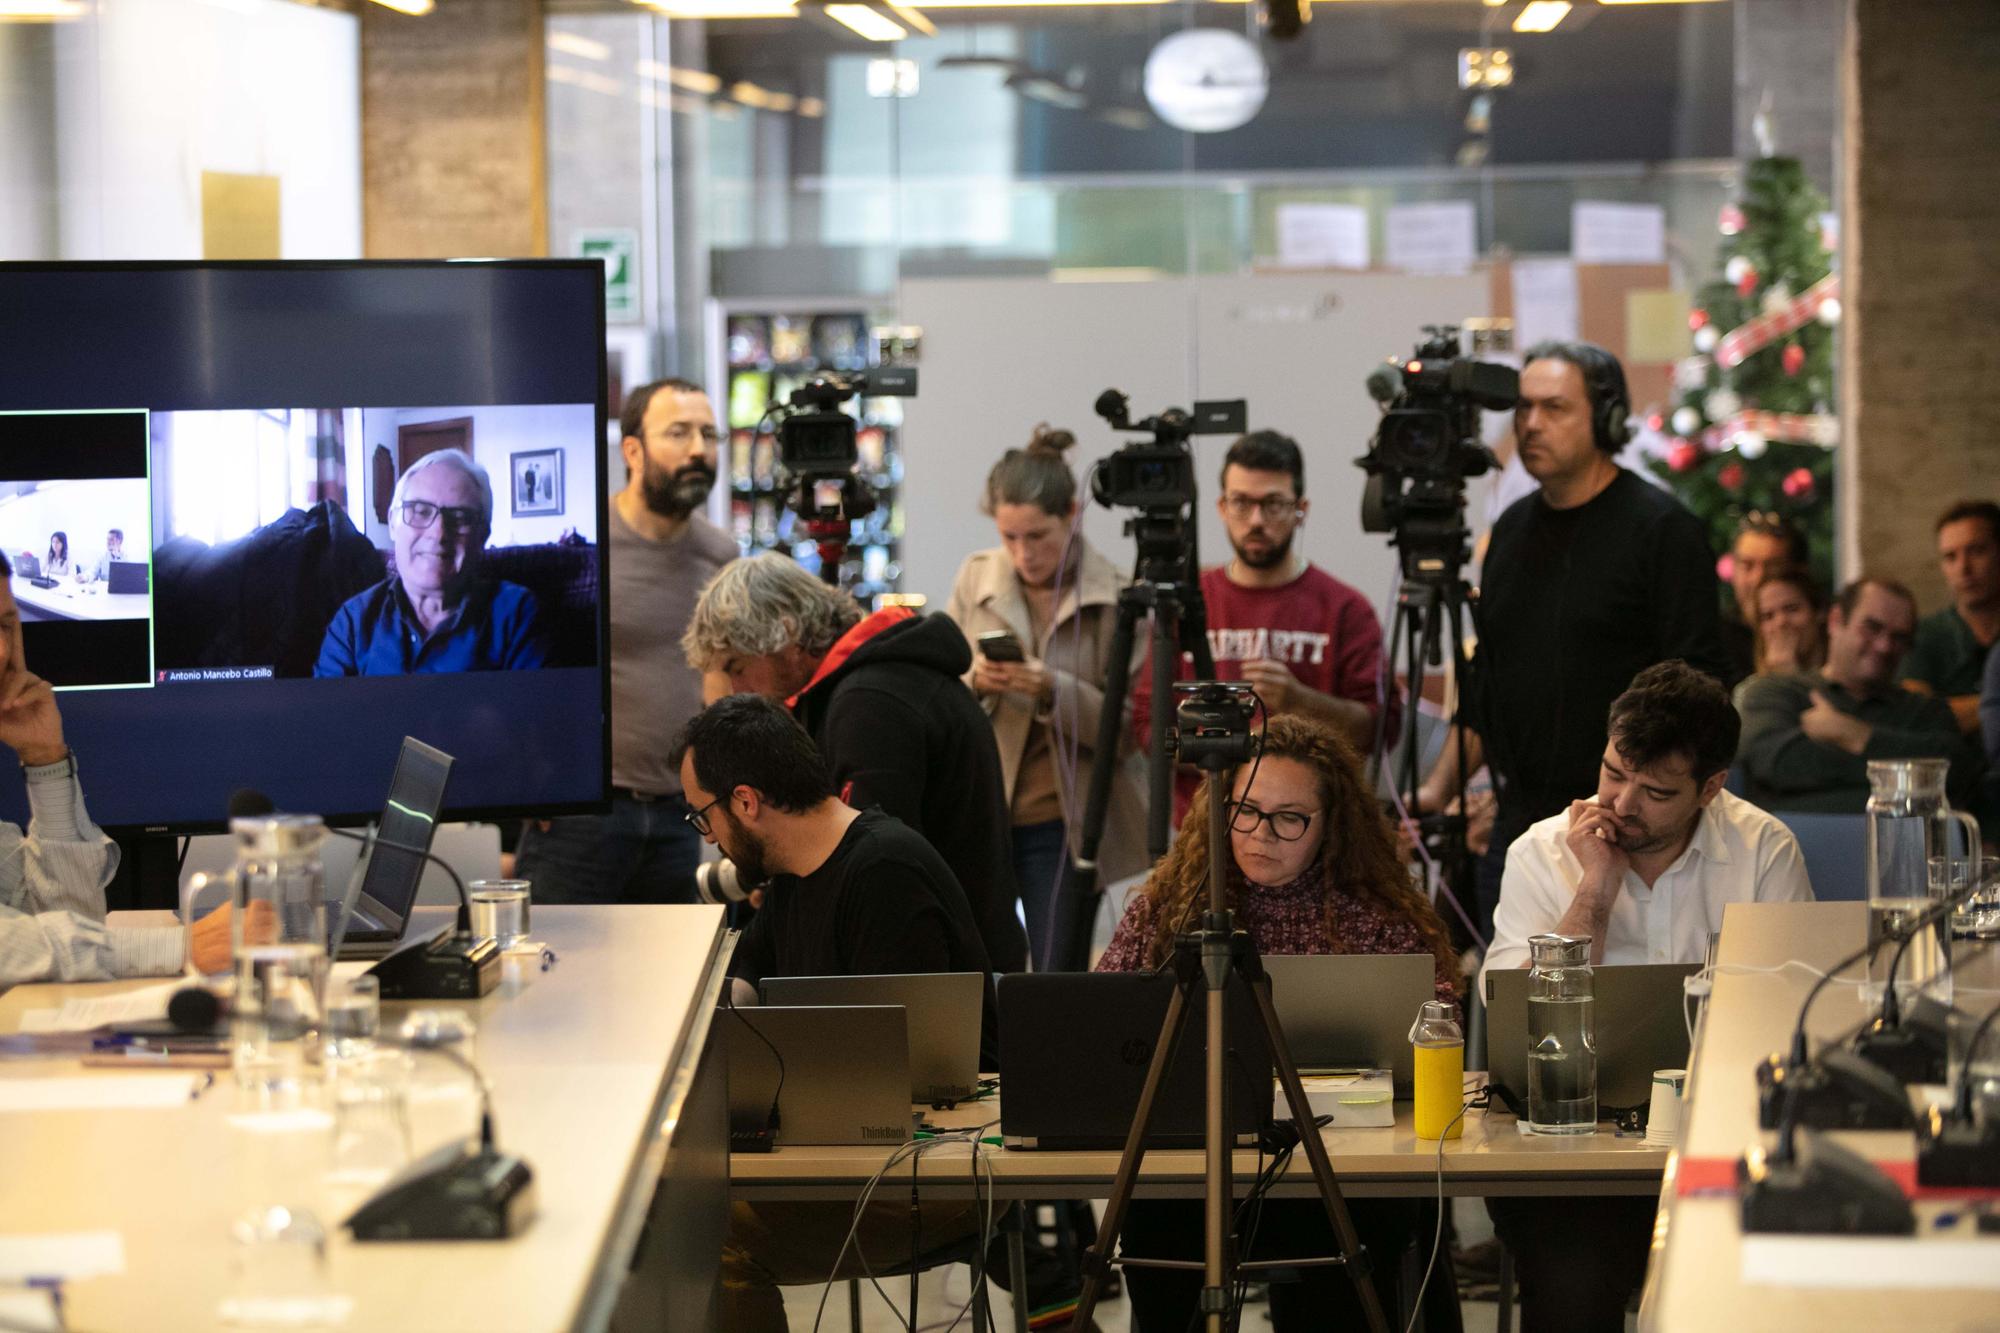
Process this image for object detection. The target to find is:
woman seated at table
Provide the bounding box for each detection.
[1096,714,1460,1332]
[42,532,69,580]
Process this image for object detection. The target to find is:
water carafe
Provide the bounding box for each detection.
[1866,759,1979,1004]
[1526,933,1597,1134]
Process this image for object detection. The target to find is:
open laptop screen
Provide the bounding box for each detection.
[342,737,454,941]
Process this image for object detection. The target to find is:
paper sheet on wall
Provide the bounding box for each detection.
[1509,259,1579,351]
[1626,289,1691,363]
[1386,201,1477,274]
[1274,203,1370,270]
[1571,201,1665,264]
[0,1231,125,1282]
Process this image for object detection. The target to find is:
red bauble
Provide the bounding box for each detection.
[1689,308,1710,331]
[1666,440,1700,473]
[1735,268,1759,299]
[1719,203,1747,236]
[1646,412,1665,432]
[1716,554,1735,583]
[1782,467,1815,500]
[1782,343,1806,376]
[1717,462,1746,492]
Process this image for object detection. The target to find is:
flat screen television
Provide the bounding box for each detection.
[0,261,610,860]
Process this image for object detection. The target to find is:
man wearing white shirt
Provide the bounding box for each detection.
[1480,659,1812,1333]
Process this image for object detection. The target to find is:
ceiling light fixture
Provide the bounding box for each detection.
[0,0,89,17]
[366,0,436,14]
[825,3,906,41]
[884,2,936,36]
[547,32,611,62]
[636,0,798,18]
[1513,1,1571,32]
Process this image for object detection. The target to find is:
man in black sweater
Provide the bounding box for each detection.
[673,695,995,1333]
[1418,341,1728,942]
[684,552,1028,972]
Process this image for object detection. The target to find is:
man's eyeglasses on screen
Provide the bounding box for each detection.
[399,500,486,531]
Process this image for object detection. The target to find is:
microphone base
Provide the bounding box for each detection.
[1739,1133,1915,1236]
[1851,995,1952,1085]
[1756,1049,1914,1132]
[370,931,501,1001]
[1916,1115,2000,1188]
[346,1142,536,1241]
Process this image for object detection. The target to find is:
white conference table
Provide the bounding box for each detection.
[9,573,149,622]
[1641,901,2000,1331]
[0,904,731,1332]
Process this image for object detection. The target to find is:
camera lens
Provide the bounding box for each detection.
[694,858,750,904]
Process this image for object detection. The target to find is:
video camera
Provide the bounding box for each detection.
[1356,326,1515,535]
[772,366,917,479]
[1089,389,1246,512]
[1170,681,1260,770]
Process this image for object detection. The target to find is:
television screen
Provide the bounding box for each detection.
[0,261,609,832]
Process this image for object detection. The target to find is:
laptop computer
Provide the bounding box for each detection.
[723,1004,913,1146]
[14,553,38,578]
[759,973,983,1103]
[1485,963,1699,1114]
[998,972,1273,1150]
[331,737,455,962]
[1264,953,1436,1095]
[107,560,148,594]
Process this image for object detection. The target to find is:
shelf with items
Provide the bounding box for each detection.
[712,306,903,604]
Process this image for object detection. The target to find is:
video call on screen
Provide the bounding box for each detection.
[0,262,610,830]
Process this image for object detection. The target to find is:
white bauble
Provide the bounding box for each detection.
[1724,256,1754,285]
[1734,430,1768,460]
[1761,283,1793,317]
[1693,326,1719,354]
[1816,297,1842,327]
[1705,388,1742,420]
[1672,407,1702,436]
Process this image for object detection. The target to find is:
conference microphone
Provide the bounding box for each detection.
[1916,994,2000,1188]
[228,786,277,819]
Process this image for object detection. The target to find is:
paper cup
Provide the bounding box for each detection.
[1645,1068,1687,1147]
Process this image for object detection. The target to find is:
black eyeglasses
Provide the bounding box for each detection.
[1227,800,1314,842]
[398,500,486,531]
[685,795,724,836]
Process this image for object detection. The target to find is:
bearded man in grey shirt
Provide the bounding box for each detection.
[516,379,741,904]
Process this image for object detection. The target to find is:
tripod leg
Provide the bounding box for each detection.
[1071,974,1196,1329]
[1146,602,1178,859]
[1056,593,1143,971]
[1202,977,1231,1332]
[1250,977,1393,1333]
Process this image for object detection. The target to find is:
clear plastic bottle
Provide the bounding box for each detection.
[1526,933,1596,1134]
[1409,1000,1465,1140]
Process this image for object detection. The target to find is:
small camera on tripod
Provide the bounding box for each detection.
[772,366,917,479]
[1089,389,1246,512]
[1356,326,1515,533]
[1171,681,1260,770]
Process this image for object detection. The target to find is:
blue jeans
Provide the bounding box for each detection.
[1013,820,1072,972]
[516,793,703,906]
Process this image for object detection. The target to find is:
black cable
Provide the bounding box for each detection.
[322,824,471,933]
[721,981,784,1134]
[1951,996,2000,1121]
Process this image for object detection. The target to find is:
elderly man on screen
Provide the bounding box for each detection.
[316,451,549,677]
[0,558,230,988]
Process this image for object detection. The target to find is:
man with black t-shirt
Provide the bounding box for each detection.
[1418,341,1727,943]
[672,695,995,1333]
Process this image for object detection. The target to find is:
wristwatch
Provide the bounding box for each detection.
[23,750,76,781]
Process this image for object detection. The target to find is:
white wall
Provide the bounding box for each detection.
[0,26,57,260]
[0,479,149,571]
[53,0,359,259]
[896,270,1491,616]
[357,405,600,550]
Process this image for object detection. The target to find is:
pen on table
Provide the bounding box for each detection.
[24,1276,66,1324]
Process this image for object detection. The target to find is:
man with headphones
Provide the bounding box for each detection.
[1418,341,1728,942]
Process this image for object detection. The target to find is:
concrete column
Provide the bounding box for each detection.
[361,0,547,258]
[1839,0,2000,606]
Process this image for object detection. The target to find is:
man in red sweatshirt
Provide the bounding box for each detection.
[1132,430,1394,823]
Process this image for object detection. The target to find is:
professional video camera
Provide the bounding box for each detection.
[1170,681,1260,770]
[1089,389,1246,513]
[767,366,916,585]
[1355,325,1516,572]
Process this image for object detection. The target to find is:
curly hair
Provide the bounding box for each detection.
[681,552,862,671]
[1129,716,1459,988]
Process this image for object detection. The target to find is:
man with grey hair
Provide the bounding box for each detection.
[685,553,1027,971]
[316,450,547,676]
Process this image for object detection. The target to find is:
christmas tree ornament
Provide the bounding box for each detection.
[1646,412,1665,433]
[1719,203,1746,236]
[1705,388,1742,420]
[1667,440,1700,473]
[1782,343,1806,376]
[1672,407,1703,436]
[1693,326,1720,354]
[1689,308,1710,331]
[1725,256,1754,285]
[1817,297,1842,327]
[1760,282,1794,317]
[1782,467,1815,500]
[1717,462,1745,492]
[1734,430,1769,460]
[1675,357,1710,391]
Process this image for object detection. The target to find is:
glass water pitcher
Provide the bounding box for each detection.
[1865,759,1979,1004]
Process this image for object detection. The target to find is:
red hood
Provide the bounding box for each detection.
[786,606,917,707]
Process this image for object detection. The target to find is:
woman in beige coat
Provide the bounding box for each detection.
[943,426,1147,970]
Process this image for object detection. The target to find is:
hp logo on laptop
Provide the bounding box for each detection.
[1119,1037,1154,1067]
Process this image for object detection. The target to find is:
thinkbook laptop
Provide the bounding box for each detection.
[998,972,1273,1150]
[331,737,455,961]
[723,1005,913,1147]
[760,973,983,1103]
[1485,963,1700,1114]
[1264,953,1436,1094]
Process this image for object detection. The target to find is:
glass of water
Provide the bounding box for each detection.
[233,941,327,1101]
[1948,856,2000,939]
[328,1054,412,1187]
[468,879,532,950]
[322,974,380,1065]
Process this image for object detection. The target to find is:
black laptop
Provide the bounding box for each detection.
[331,737,454,961]
[107,560,149,594]
[999,972,1274,1150]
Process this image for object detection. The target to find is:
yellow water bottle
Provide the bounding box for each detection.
[1410,1000,1465,1141]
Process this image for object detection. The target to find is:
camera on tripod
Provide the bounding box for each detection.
[1170,681,1260,770]
[772,366,917,479]
[1356,325,1516,546]
[1089,389,1246,512]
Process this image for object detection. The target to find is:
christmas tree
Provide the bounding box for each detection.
[1647,155,1840,591]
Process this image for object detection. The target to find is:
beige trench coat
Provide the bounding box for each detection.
[942,539,1151,888]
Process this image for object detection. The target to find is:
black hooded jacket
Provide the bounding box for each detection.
[792,609,1028,972]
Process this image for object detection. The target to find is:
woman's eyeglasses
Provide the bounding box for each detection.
[1226,800,1314,842]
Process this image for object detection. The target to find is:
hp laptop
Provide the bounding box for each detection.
[1485,963,1700,1114]
[723,1005,913,1146]
[331,737,455,961]
[1264,953,1437,1095]
[106,560,149,594]
[998,972,1274,1150]
[760,973,983,1103]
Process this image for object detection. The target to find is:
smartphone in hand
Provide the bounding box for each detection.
[977,631,1025,663]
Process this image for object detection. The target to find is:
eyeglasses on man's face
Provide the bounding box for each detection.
[684,794,724,837]
[398,499,486,532]
[1226,800,1314,842]
[1221,495,1300,521]
[662,422,722,447]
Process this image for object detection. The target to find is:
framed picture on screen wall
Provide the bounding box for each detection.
[511,448,563,517]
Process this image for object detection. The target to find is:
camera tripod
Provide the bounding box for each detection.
[1070,739,1391,1333]
[787,473,875,588]
[1050,508,1215,973]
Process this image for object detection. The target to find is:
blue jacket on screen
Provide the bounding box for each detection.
[314,576,548,677]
